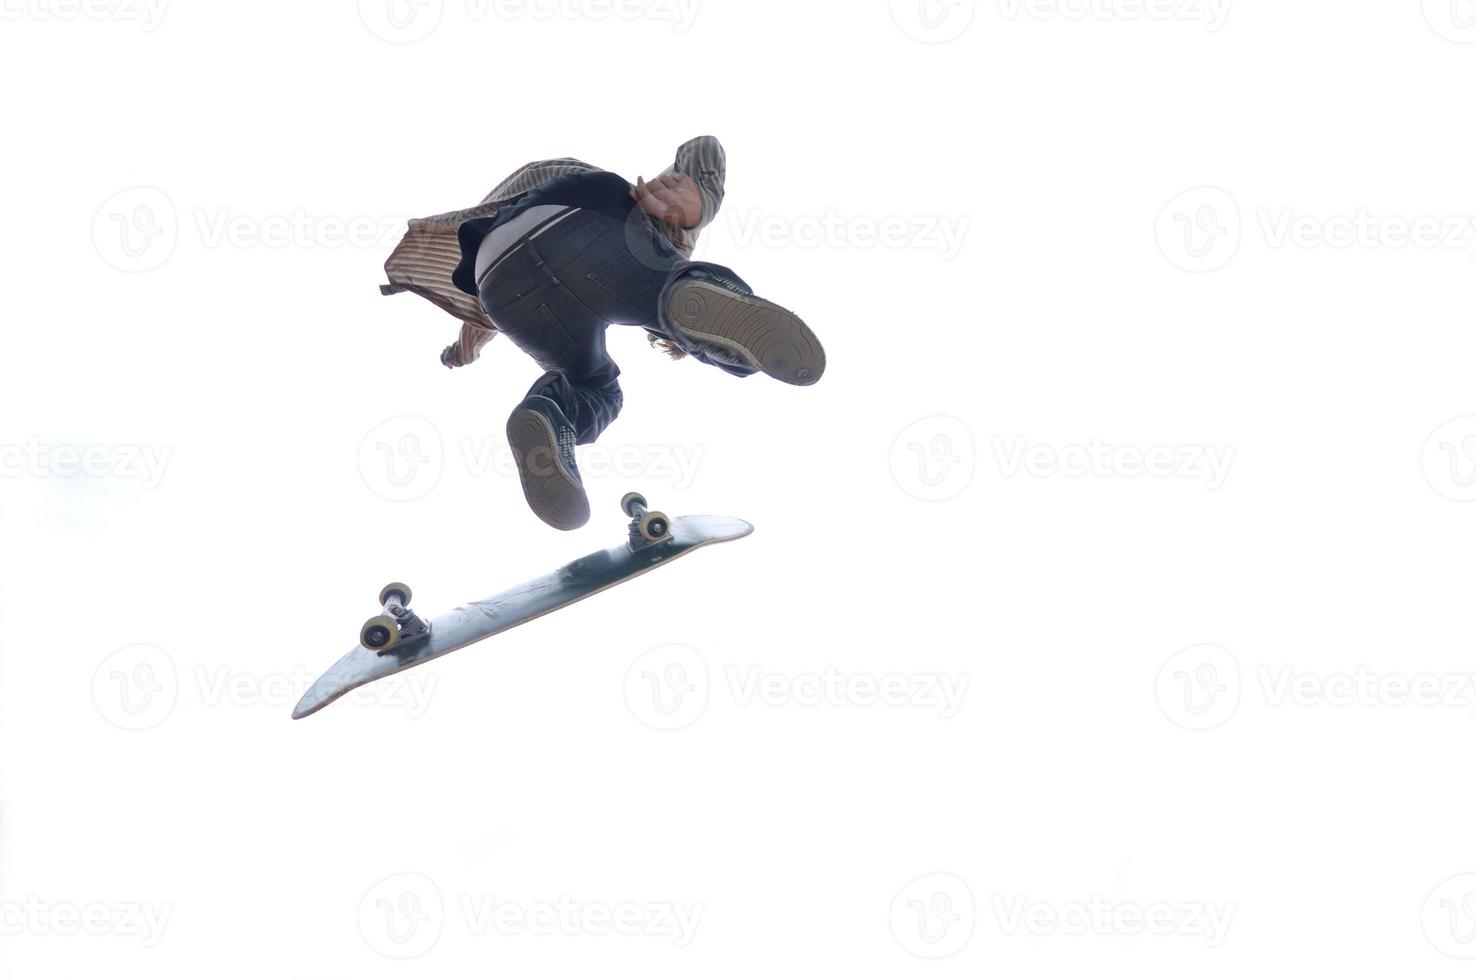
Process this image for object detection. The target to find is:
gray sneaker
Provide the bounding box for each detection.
[506,395,589,530]
[663,267,826,386]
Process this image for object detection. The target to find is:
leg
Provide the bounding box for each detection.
[480,216,629,529]
[547,206,826,385]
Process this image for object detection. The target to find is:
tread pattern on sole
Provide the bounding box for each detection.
[506,409,590,531]
[668,282,825,386]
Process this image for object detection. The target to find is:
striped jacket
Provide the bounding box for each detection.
[381,135,727,367]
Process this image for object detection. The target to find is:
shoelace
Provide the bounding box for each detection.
[556,424,580,476]
[690,268,751,296]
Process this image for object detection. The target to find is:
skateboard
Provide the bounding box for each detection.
[292,493,753,720]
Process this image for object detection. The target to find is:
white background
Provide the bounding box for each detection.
[3,0,1476,976]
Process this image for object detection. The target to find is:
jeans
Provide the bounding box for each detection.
[475,172,752,445]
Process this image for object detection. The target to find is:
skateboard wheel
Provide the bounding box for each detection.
[360,615,401,651]
[637,510,671,542]
[379,582,412,608]
[620,491,647,518]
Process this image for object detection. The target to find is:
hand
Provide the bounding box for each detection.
[440,343,463,368]
[630,174,703,230]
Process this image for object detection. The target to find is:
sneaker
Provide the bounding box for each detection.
[505,395,589,530]
[663,267,826,386]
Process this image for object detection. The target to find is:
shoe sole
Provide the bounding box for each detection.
[506,408,590,531]
[666,281,826,386]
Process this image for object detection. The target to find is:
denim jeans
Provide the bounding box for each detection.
[475,172,752,444]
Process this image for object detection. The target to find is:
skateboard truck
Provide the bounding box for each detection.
[360,581,430,654]
[621,491,671,546]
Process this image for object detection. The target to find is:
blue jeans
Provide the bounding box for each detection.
[475,172,752,444]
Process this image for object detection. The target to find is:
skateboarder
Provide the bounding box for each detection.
[380,136,825,531]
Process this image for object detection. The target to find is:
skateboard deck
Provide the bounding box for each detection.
[293,509,752,720]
